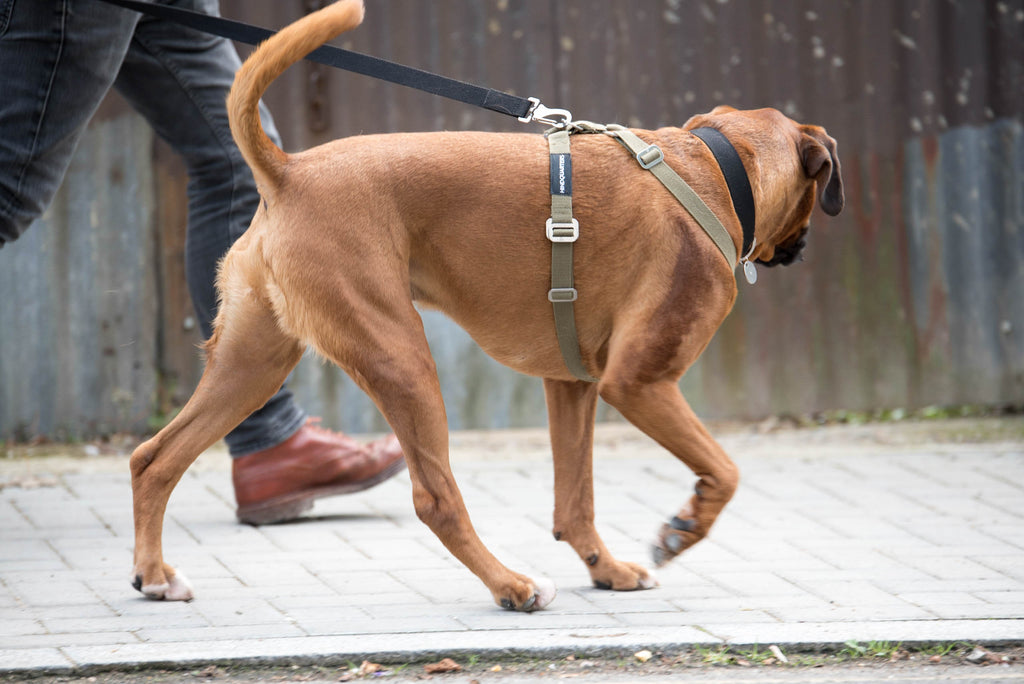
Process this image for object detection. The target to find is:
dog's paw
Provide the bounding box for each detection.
[651,515,699,567]
[650,542,671,568]
[165,571,194,601]
[131,570,194,601]
[651,536,687,568]
[637,567,659,589]
[498,576,557,612]
[591,561,659,591]
[530,576,557,609]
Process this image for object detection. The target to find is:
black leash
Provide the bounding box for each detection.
[93,0,571,127]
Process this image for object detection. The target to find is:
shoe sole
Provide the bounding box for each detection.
[236,457,407,525]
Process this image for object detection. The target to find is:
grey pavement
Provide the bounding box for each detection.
[1,418,1023,675]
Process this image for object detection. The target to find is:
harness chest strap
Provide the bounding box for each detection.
[546,130,598,383]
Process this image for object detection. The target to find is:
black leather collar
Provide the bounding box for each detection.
[690,127,756,260]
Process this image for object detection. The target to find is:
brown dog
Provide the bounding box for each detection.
[129,0,843,610]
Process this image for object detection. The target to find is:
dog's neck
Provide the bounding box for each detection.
[689,127,756,264]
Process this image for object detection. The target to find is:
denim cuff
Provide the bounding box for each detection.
[225,403,307,458]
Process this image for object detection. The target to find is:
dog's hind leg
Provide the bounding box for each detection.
[130,284,305,600]
[545,379,658,590]
[599,378,739,567]
[312,300,555,611]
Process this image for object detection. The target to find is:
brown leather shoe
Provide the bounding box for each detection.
[233,419,406,525]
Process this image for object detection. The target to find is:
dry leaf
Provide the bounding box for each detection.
[424,658,462,674]
[358,661,383,676]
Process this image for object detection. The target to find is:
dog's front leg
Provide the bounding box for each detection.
[341,314,554,611]
[545,379,657,591]
[599,378,739,567]
[408,452,555,611]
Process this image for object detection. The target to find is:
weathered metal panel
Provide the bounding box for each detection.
[1,0,1022,441]
[0,114,159,440]
[272,0,1024,423]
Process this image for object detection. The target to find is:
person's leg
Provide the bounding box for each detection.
[113,0,306,456]
[0,0,137,246]
[113,0,404,524]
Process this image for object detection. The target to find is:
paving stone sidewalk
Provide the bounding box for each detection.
[2,419,1023,675]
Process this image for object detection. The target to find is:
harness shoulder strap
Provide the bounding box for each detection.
[605,126,739,271]
[546,130,597,383]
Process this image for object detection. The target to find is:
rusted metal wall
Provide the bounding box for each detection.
[1,0,1022,440]
[0,106,161,441]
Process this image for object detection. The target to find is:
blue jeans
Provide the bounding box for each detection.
[0,0,306,455]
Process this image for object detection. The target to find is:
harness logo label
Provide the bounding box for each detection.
[549,153,572,196]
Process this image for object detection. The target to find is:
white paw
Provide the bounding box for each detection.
[136,570,194,601]
[140,581,169,599]
[638,568,659,589]
[165,571,194,601]
[531,576,557,609]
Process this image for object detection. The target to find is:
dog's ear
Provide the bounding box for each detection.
[800,126,844,216]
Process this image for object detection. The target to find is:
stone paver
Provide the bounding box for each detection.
[1,419,1023,674]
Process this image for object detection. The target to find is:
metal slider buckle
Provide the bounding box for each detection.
[548,287,578,303]
[546,218,579,243]
[636,144,664,169]
[519,97,573,128]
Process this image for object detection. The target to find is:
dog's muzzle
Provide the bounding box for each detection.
[759,226,808,268]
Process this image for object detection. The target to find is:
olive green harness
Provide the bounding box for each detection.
[544,122,756,382]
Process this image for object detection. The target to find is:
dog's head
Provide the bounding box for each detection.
[682,106,844,267]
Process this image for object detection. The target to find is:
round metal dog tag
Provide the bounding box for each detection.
[743,260,757,285]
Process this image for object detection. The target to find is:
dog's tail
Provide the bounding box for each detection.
[227,0,365,192]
